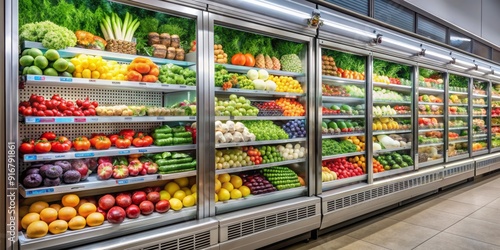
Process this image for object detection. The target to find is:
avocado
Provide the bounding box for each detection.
[328,121,338,129]
[392,164,401,169]
[400,162,408,168]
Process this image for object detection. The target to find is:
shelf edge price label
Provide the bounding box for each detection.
[24,155,37,161]
[118,150,130,155]
[26,188,54,196]
[75,152,95,158]
[138,149,148,153]
[34,75,46,81]
[60,77,73,82]
[112,81,121,85]
[139,82,147,85]
[124,117,133,121]
[157,117,165,121]
[117,178,144,185]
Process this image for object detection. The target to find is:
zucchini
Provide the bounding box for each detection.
[161,157,193,165]
[173,132,192,138]
[159,161,195,172]
[159,168,196,174]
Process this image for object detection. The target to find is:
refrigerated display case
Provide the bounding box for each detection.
[447,73,470,162]
[417,67,446,167]
[472,79,490,156]
[491,82,500,152]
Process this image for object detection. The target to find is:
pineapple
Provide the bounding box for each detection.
[255,54,265,68]
[272,56,281,70]
[265,55,273,69]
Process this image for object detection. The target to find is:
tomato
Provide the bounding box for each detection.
[115,136,131,149]
[244,53,256,67]
[29,94,38,103]
[92,136,111,150]
[108,134,119,146]
[119,129,135,138]
[141,135,153,146]
[73,137,90,151]
[34,139,51,153]
[40,132,56,141]
[18,106,26,114]
[231,53,246,66]
[51,94,62,101]
[132,135,153,147]
[51,136,72,152]
[19,139,35,154]
[36,96,45,104]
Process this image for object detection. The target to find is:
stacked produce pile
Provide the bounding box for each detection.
[214,44,228,63]
[20,21,77,50]
[18,94,98,117]
[473,108,487,116]
[216,174,251,201]
[158,64,196,86]
[151,152,196,174]
[252,101,283,116]
[322,84,365,98]
[282,120,306,138]
[372,158,385,173]
[152,125,193,146]
[324,104,363,116]
[418,145,443,163]
[373,87,410,102]
[321,55,337,76]
[373,118,410,131]
[215,148,253,170]
[277,143,306,160]
[20,48,75,78]
[373,105,410,116]
[215,120,256,144]
[321,167,337,182]
[322,139,358,156]
[323,158,364,180]
[20,177,196,238]
[268,75,303,93]
[275,98,305,116]
[373,134,410,151]
[262,167,301,190]
[214,95,259,116]
[375,152,413,170]
[322,120,364,134]
[418,131,443,144]
[241,121,289,141]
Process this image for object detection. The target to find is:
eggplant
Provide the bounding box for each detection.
[63,170,81,184]
[24,168,40,176]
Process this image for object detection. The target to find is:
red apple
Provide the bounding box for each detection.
[112,165,129,179]
[155,200,170,213]
[97,207,107,217]
[131,191,147,205]
[152,186,162,192]
[98,194,115,211]
[97,162,113,180]
[139,200,154,215]
[128,160,142,176]
[116,192,131,197]
[71,160,90,180]
[142,187,154,193]
[125,204,141,219]
[147,191,160,204]
[106,206,126,224]
[116,194,132,208]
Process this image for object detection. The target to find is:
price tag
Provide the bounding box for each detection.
[124,117,133,121]
[26,188,54,196]
[54,154,66,159]
[116,179,143,185]
[156,117,165,121]
[34,76,46,81]
[70,186,85,190]
[87,117,99,122]
[75,152,95,158]
[138,149,148,153]
[89,79,96,83]
[112,81,121,85]
[139,82,147,85]
[118,150,130,155]
[24,155,37,161]
[180,85,187,88]
[189,116,196,120]
[60,77,73,82]
[162,84,170,87]
[73,118,87,123]
[39,118,56,123]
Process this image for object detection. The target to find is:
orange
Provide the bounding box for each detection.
[19,205,30,219]
[78,203,97,218]
[26,221,48,238]
[68,216,86,230]
[86,212,104,227]
[49,203,62,212]
[48,220,68,234]
[61,194,80,207]
[39,208,58,223]
[58,207,77,221]
[74,198,89,211]
[21,213,40,229]
[29,201,49,213]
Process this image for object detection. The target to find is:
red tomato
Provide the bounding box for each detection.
[19,139,35,154]
[40,132,57,141]
[51,136,72,152]
[34,139,51,153]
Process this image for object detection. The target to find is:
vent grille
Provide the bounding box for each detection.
[137,231,212,250]
[327,172,442,212]
[444,163,474,178]
[226,204,317,241]
[476,157,499,169]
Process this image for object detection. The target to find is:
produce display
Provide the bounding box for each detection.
[448,74,468,92]
[418,131,443,144]
[472,142,487,151]
[418,118,443,129]
[215,120,256,144]
[449,106,468,115]
[19,94,98,117]
[373,105,410,116]
[20,48,75,77]
[158,64,196,86]
[418,104,442,115]
[252,101,284,116]
[449,95,468,104]
[375,152,413,170]
[372,59,411,86]
[321,55,338,76]
[322,84,365,98]
[373,118,411,130]
[322,120,364,134]
[448,142,468,157]
[419,95,443,103]
[268,75,303,93]
[20,177,196,239]
[373,74,411,86]
[322,158,364,180]
[214,44,228,64]
[373,87,410,102]
[239,172,276,196]
[473,108,487,116]
[214,95,260,116]
[418,145,443,162]
[419,69,444,89]
[275,98,305,116]
[322,139,358,156]
[215,173,252,202]
[20,21,77,49]
[215,148,253,169]
[152,125,193,146]
[323,104,364,116]
[282,120,306,138]
[449,119,467,128]
[321,167,337,182]
[241,121,289,141]
[493,84,500,97]
[152,152,196,174]
[473,81,487,95]
[492,107,500,117]
[262,167,301,190]
[374,134,411,150]
[276,143,306,160]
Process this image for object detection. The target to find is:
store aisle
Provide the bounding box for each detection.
[285,172,500,250]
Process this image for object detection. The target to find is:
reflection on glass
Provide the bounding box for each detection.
[449,30,471,52]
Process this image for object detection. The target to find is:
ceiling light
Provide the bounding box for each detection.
[424,50,452,62]
[245,0,310,19]
[453,58,476,68]
[477,65,493,73]
[381,37,421,52]
[323,20,376,39]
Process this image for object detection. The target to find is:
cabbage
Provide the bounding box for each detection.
[253,79,266,90]
[258,69,269,80]
[247,69,259,80]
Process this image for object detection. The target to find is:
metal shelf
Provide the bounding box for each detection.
[321,174,367,190]
[418,128,444,132]
[491,147,500,152]
[373,130,411,135]
[418,114,444,118]
[418,158,444,168]
[18,207,196,250]
[373,100,412,105]
[449,139,469,144]
[473,134,488,138]
[472,94,488,98]
[23,116,196,124]
[419,87,444,94]
[472,149,488,156]
[449,114,469,117]
[447,154,470,162]
[322,115,365,119]
[220,63,304,77]
[418,102,444,106]
[373,114,411,118]
[322,132,365,139]
[448,127,468,131]
[214,87,305,98]
[473,104,488,107]
[449,103,468,106]
[373,82,412,91]
[322,96,365,103]
[215,138,305,148]
[215,116,305,121]
[373,166,414,178]
[322,151,365,161]
[215,187,307,214]
[23,41,195,67]
[23,144,196,162]
[23,75,196,93]
[374,146,412,154]
[473,115,488,117]
[492,95,500,100]
[19,170,196,198]
[216,159,305,174]
[418,142,444,147]
[322,75,365,85]
[448,90,468,95]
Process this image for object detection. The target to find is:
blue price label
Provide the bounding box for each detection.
[138,149,147,153]
[116,180,129,184]
[27,188,54,196]
[24,155,37,161]
[54,154,65,159]
[55,118,74,123]
[75,152,95,157]
[34,76,45,81]
[119,150,130,154]
[60,77,73,82]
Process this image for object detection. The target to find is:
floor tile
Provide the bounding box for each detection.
[462,185,500,198]
[306,235,388,250]
[428,199,481,216]
[351,221,439,250]
[469,207,500,224]
[486,197,500,209]
[346,218,400,239]
[446,192,499,206]
[388,207,464,231]
[414,232,500,250]
[445,217,500,246]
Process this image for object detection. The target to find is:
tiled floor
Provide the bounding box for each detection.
[286,172,500,250]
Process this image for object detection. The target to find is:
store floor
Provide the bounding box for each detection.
[285,172,500,250]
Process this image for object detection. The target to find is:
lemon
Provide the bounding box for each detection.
[218,173,231,183]
[230,175,243,188]
[159,190,171,201]
[218,188,230,201]
[174,177,189,187]
[230,189,242,199]
[165,182,180,196]
[173,190,186,201]
[215,179,222,193]
[215,193,219,202]
[91,71,100,79]
[182,195,195,207]
[222,182,234,192]
[169,198,183,211]
[82,69,91,79]
[239,186,251,197]
[181,187,192,195]
[191,184,197,193]
[191,192,197,204]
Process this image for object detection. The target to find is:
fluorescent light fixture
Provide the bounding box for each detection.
[245,0,310,19]
[477,65,492,73]
[490,74,500,80]
[382,37,421,52]
[454,58,476,68]
[449,64,468,70]
[450,36,471,42]
[323,20,376,39]
[471,70,484,75]
[425,50,452,62]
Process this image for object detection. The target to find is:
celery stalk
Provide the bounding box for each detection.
[122,12,130,40]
